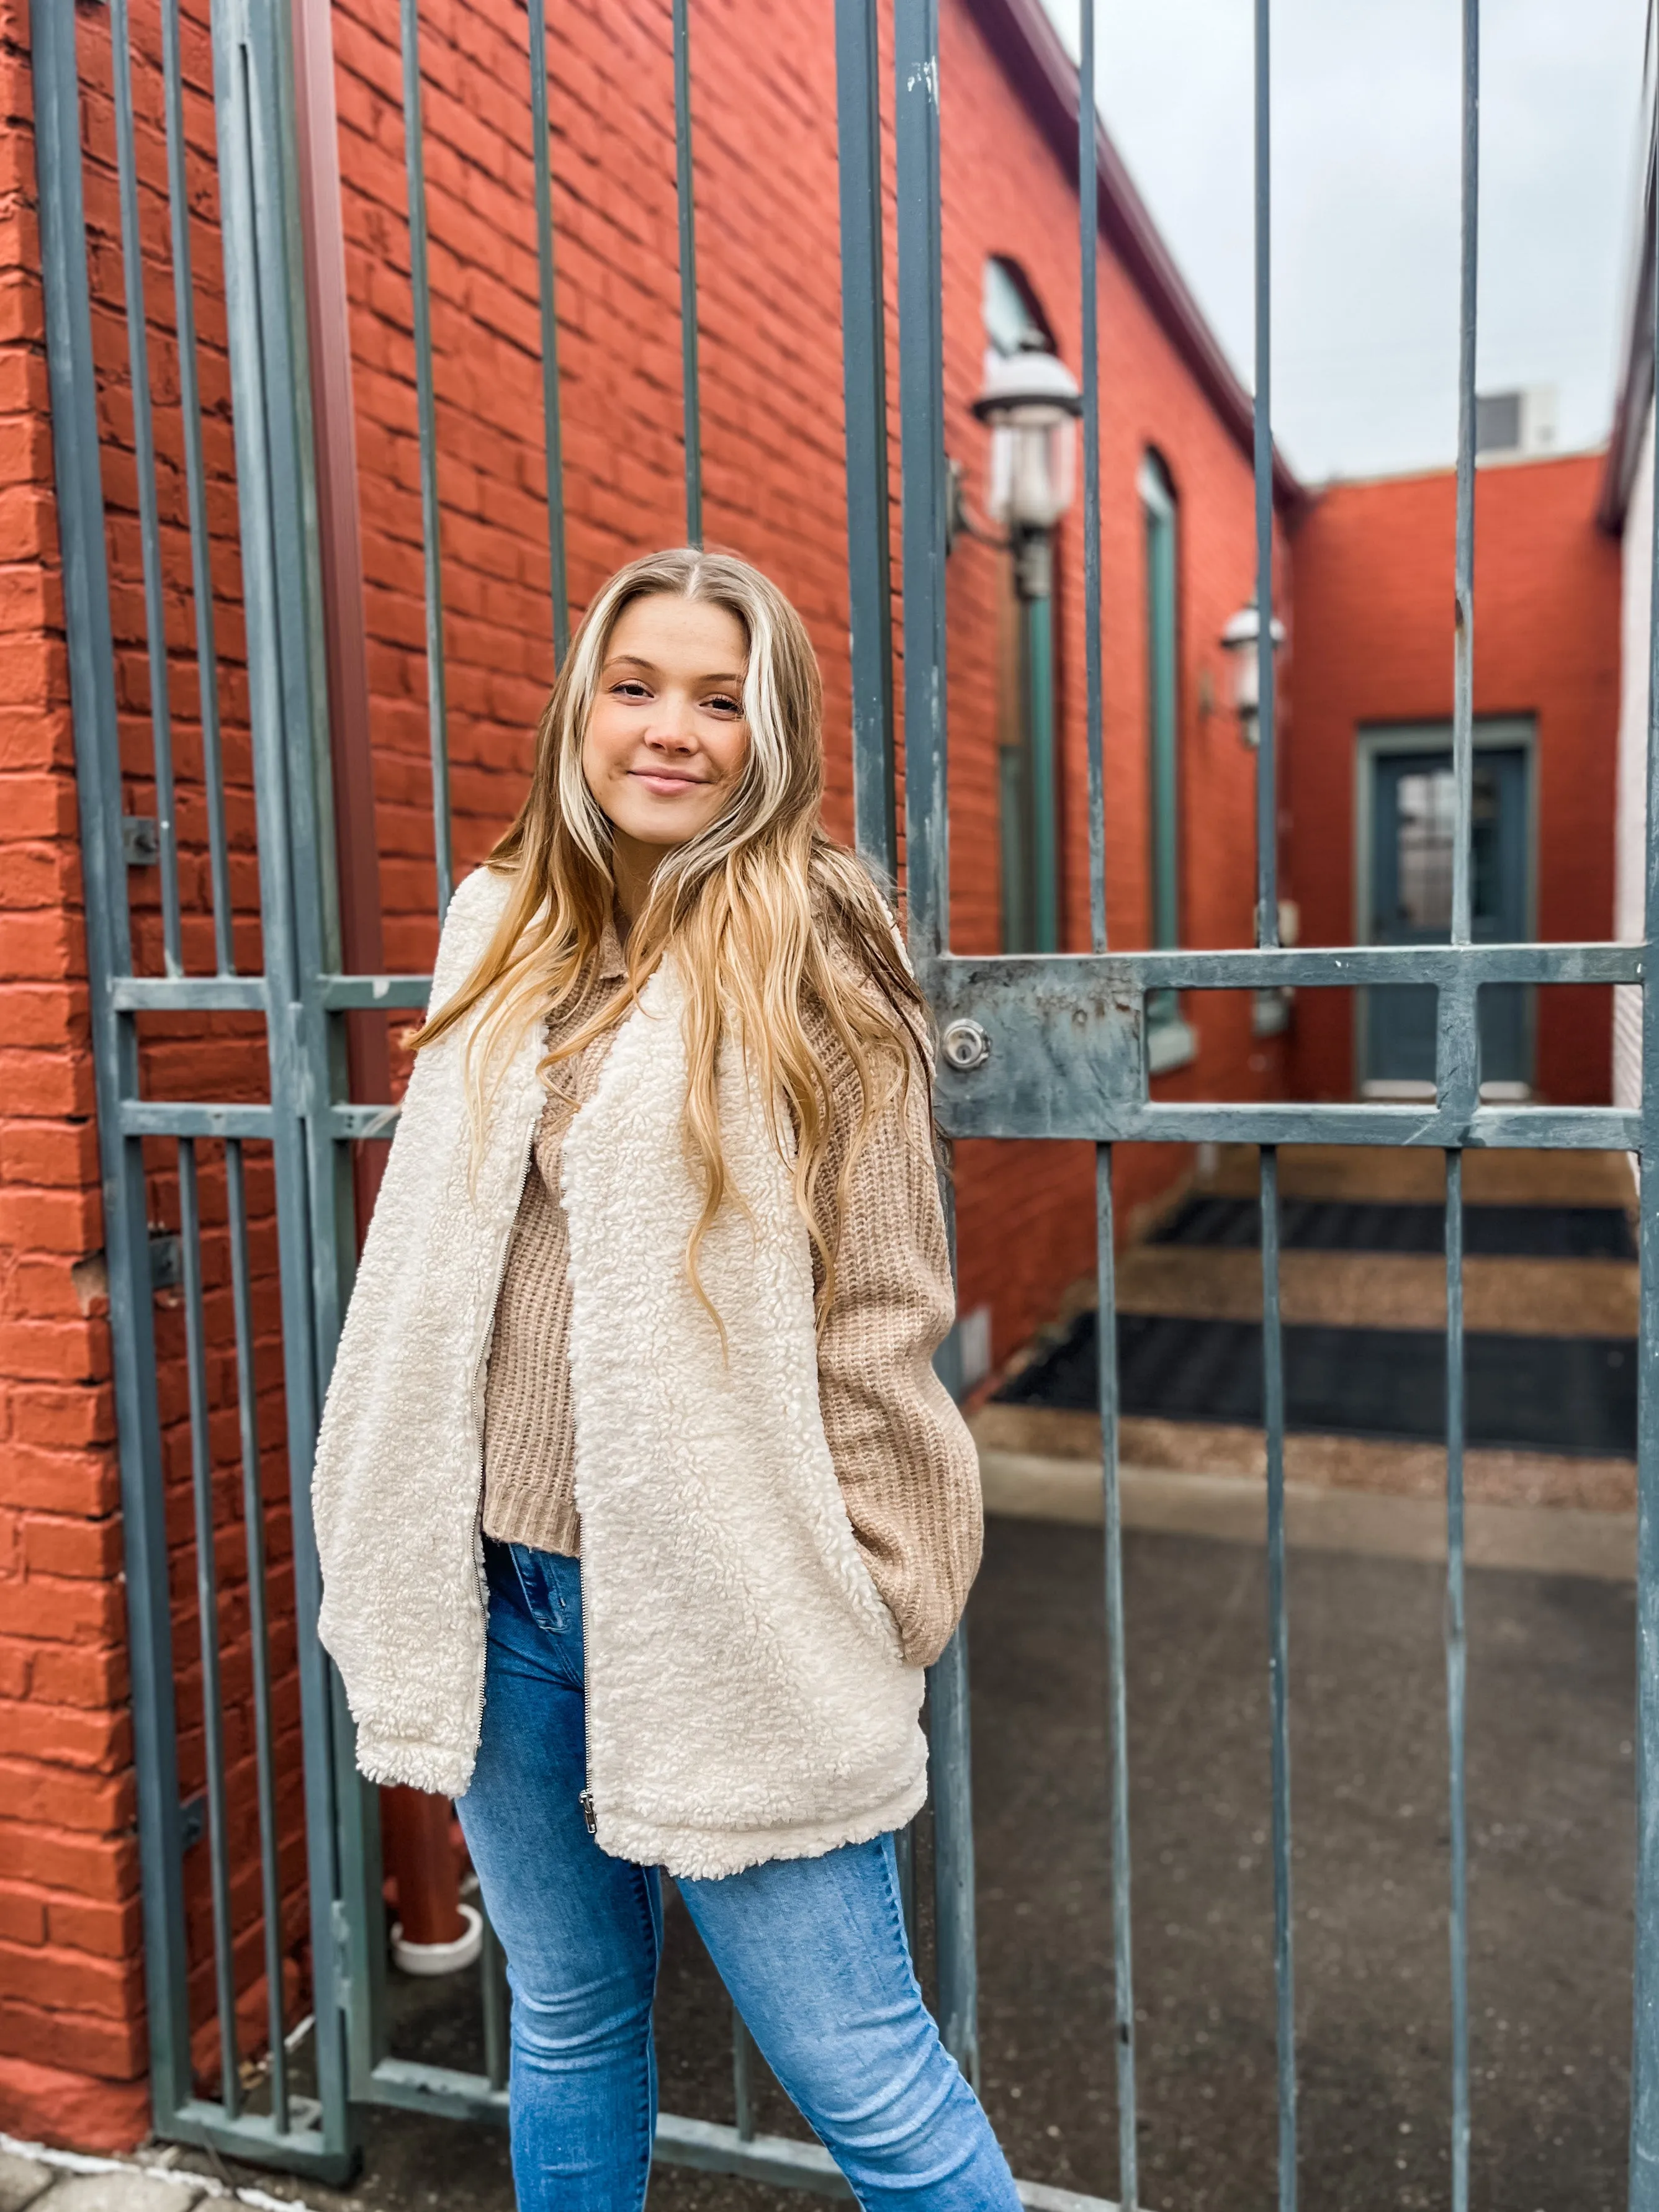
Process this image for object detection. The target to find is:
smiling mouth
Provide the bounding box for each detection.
[629,769,705,791]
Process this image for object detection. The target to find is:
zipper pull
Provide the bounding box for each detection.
[578,1787,596,1837]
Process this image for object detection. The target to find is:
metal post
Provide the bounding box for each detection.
[673,0,703,547]
[528,0,570,660]
[1629,53,1659,2203]
[398,0,454,920]
[31,0,194,2131]
[834,0,897,881]
[213,0,356,2171]
[894,0,950,964]
[1024,588,1058,953]
[1261,1141,1297,2212]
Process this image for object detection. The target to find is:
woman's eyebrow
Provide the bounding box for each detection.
[601,654,745,688]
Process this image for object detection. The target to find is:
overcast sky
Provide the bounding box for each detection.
[1037,0,1650,483]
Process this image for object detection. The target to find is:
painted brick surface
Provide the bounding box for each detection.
[1286,453,1621,1103]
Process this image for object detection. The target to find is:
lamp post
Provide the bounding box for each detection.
[1220,600,1286,750]
[967,343,1082,953]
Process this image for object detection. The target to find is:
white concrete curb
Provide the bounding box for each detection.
[0,2132,315,2212]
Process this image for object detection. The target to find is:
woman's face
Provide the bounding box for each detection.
[583,593,751,856]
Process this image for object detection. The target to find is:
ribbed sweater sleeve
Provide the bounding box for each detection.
[809,1031,982,1669]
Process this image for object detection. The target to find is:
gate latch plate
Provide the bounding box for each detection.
[922,958,1143,1140]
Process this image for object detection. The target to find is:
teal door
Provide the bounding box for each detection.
[1365,744,1530,1088]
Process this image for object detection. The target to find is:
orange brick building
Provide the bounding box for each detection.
[0,0,1621,2160]
[1285,452,1622,1104]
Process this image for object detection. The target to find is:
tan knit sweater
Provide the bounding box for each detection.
[481,921,981,1668]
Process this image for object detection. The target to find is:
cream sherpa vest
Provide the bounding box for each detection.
[312,866,928,1878]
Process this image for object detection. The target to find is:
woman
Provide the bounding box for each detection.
[312,548,1017,2210]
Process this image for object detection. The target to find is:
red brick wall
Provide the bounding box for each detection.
[0,0,151,2149]
[4,0,1287,2145]
[1285,453,1621,1102]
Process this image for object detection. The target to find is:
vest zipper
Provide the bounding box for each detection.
[578,1787,596,1837]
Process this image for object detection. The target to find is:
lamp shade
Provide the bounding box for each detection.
[973,346,1082,533]
[1220,601,1287,716]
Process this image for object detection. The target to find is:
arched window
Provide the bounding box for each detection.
[982,257,1054,359]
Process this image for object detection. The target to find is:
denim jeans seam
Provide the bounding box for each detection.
[626,1863,658,2208]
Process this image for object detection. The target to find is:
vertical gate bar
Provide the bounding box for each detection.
[32,0,196,2127]
[1627,112,1659,2211]
[893,0,950,963]
[178,1139,243,2116]
[1450,0,1479,950]
[1447,14,1480,2191]
[1444,1148,1471,2211]
[526,0,570,664]
[1095,1144,1138,2208]
[398,0,454,920]
[1252,8,1294,2192]
[160,0,233,972]
[1079,48,1136,2175]
[214,0,354,2168]
[894,0,976,2080]
[1261,1143,1297,2212]
[732,2012,757,2141]
[927,1627,980,2087]
[894,1819,917,1944]
[111,0,185,978]
[1079,0,1105,958]
[225,1141,292,2134]
[480,1908,510,2093]
[672,0,703,547]
[1251,0,1279,953]
[834,0,897,881]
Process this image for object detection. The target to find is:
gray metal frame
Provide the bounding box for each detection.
[29,0,1659,2204]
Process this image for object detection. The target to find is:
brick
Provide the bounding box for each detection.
[1,1573,125,1645]
[0,1822,137,1904]
[27,1643,129,1712]
[0,1759,131,1832]
[20,1515,123,1581]
[0,1886,45,1946]
[0,1996,145,2079]
[0,2051,151,2152]
[0,1698,128,1771]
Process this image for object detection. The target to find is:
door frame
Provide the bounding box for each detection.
[1352,716,1539,1099]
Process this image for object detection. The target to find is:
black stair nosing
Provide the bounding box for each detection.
[993,1309,1637,1460]
[1151,1193,1636,1262]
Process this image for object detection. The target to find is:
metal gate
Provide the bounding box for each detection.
[29,0,1659,2201]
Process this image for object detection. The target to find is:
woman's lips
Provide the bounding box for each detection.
[629,770,704,795]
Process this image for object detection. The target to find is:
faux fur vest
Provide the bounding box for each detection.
[312,866,928,1877]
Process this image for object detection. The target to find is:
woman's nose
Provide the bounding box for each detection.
[644,698,696,749]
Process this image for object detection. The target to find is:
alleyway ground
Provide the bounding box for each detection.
[5,1151,1636,2212]
[7,1535,1632,2211]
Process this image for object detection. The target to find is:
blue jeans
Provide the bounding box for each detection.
[456,1538,1019,2211]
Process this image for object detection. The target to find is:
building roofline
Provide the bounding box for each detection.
[1598,0,1657,533]
[963,0,1306,513]
[1303,445,1610,500]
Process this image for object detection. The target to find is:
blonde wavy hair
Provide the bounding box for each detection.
[413,547,929,1324]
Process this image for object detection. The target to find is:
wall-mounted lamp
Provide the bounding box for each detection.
[966,344,1082,599]
[1220,601,1286,749]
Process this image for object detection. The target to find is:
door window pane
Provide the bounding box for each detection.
[1394,765,1501,931]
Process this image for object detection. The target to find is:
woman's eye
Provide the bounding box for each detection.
[704,693,742,716]
[612,681,650,700]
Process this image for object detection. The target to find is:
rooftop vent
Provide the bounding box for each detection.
[1474,385,1558,459]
